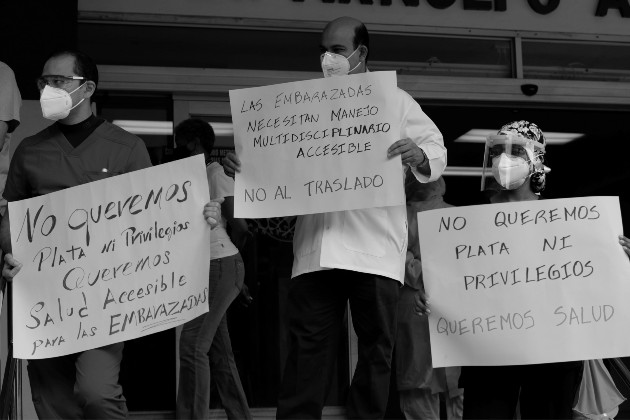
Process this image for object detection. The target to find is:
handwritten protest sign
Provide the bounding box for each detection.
[417,196,630,367]
[229,71,403,218]
[10,155,211,359]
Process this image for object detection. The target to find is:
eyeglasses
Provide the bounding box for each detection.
[36,75,85,90]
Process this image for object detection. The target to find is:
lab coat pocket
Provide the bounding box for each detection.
[342,208,386,257]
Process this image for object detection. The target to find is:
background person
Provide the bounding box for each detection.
[174,118,252,420]
[224,16,447,419]
[399,175,463,420]
[0,61,21,303]
[0,61,21,217]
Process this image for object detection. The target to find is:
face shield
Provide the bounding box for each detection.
[481,131,545,191]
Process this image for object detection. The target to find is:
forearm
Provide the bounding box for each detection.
[1,207,12,254]
[0,121,8,151]
[224,196,250,250]
[415,148,431,177]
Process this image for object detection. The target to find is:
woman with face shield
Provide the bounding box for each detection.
[415,121,630,419]
[480,120,548,202]
[460,121,586,419]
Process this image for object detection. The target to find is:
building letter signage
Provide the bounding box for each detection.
[595,0,630,17]
[292,0,629,18]
[526,0,560,14]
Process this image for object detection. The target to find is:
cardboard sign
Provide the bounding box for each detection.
[10,155,211,359]
[229,71,404,217]
[418,197,630,367]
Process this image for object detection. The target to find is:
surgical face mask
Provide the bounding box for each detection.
[492,153,531,190]
[321,47,361,78]
[39,83,86,121]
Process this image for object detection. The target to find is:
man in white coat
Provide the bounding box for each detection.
[224,16,447,419]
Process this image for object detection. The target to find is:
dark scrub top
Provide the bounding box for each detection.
[56,114,104,148]
[4,118,152,201]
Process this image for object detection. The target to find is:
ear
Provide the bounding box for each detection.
[358,45,368,62]
[83,80,97,99]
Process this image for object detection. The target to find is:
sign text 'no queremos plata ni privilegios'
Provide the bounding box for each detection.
[229,71,404,218]
[10,155,211,359]
[417,196,630,367]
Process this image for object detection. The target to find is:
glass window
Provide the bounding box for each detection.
[523,40,630,82]
[370,35,513,78]
[79,24,512,78]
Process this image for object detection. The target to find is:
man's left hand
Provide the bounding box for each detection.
[2,253,22,281]
[619,235,630,259]
[204,198,224,229]
[387,138,427,168]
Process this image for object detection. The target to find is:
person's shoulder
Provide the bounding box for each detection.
[96,120,146,148]
[0,62,16,79]
[395,87,415,102]
[207,161,222,171]
[18,125,56,147]
[11,125,56,158]
[207,161,230,178]
[395,87,423,113]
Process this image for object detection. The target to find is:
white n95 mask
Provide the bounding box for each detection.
[492,153,531,190]
[40,83,86,121]
[321,47,361,78]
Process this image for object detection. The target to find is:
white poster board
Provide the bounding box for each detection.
[418,196,630,367]
[229,71,404,218]
[10,155,211,359]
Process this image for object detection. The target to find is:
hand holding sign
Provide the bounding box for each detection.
[387,137,428,171]
[222,152,240,179]
[203,198,224,228]
[619,235,630,258]
[2,252,22,281]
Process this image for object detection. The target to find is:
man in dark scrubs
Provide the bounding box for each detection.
[0,50,152,420]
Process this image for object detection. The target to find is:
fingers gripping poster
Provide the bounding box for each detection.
[10,155,211,359]
[229,71,404,218]
[417,197,630,367]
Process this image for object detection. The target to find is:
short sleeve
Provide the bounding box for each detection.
[208,163,234,200]
[0,63,21,133]
[3,142,30,201]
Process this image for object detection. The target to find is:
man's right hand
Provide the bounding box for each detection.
[3,253,22,281]
[223,152,241,179]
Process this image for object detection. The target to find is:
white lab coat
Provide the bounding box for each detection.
[291,88,447,283]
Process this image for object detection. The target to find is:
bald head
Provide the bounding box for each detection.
[321,16,370,69]
[323,16,363,37]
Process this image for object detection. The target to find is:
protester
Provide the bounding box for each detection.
[224,16,447,419]
[174,118,252,420]
[0,50,223,420]
[399,175,463,420]
[0,49,151,420]
[412,120,630,419]
[0,61,21,217]
[459,120,586,418]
